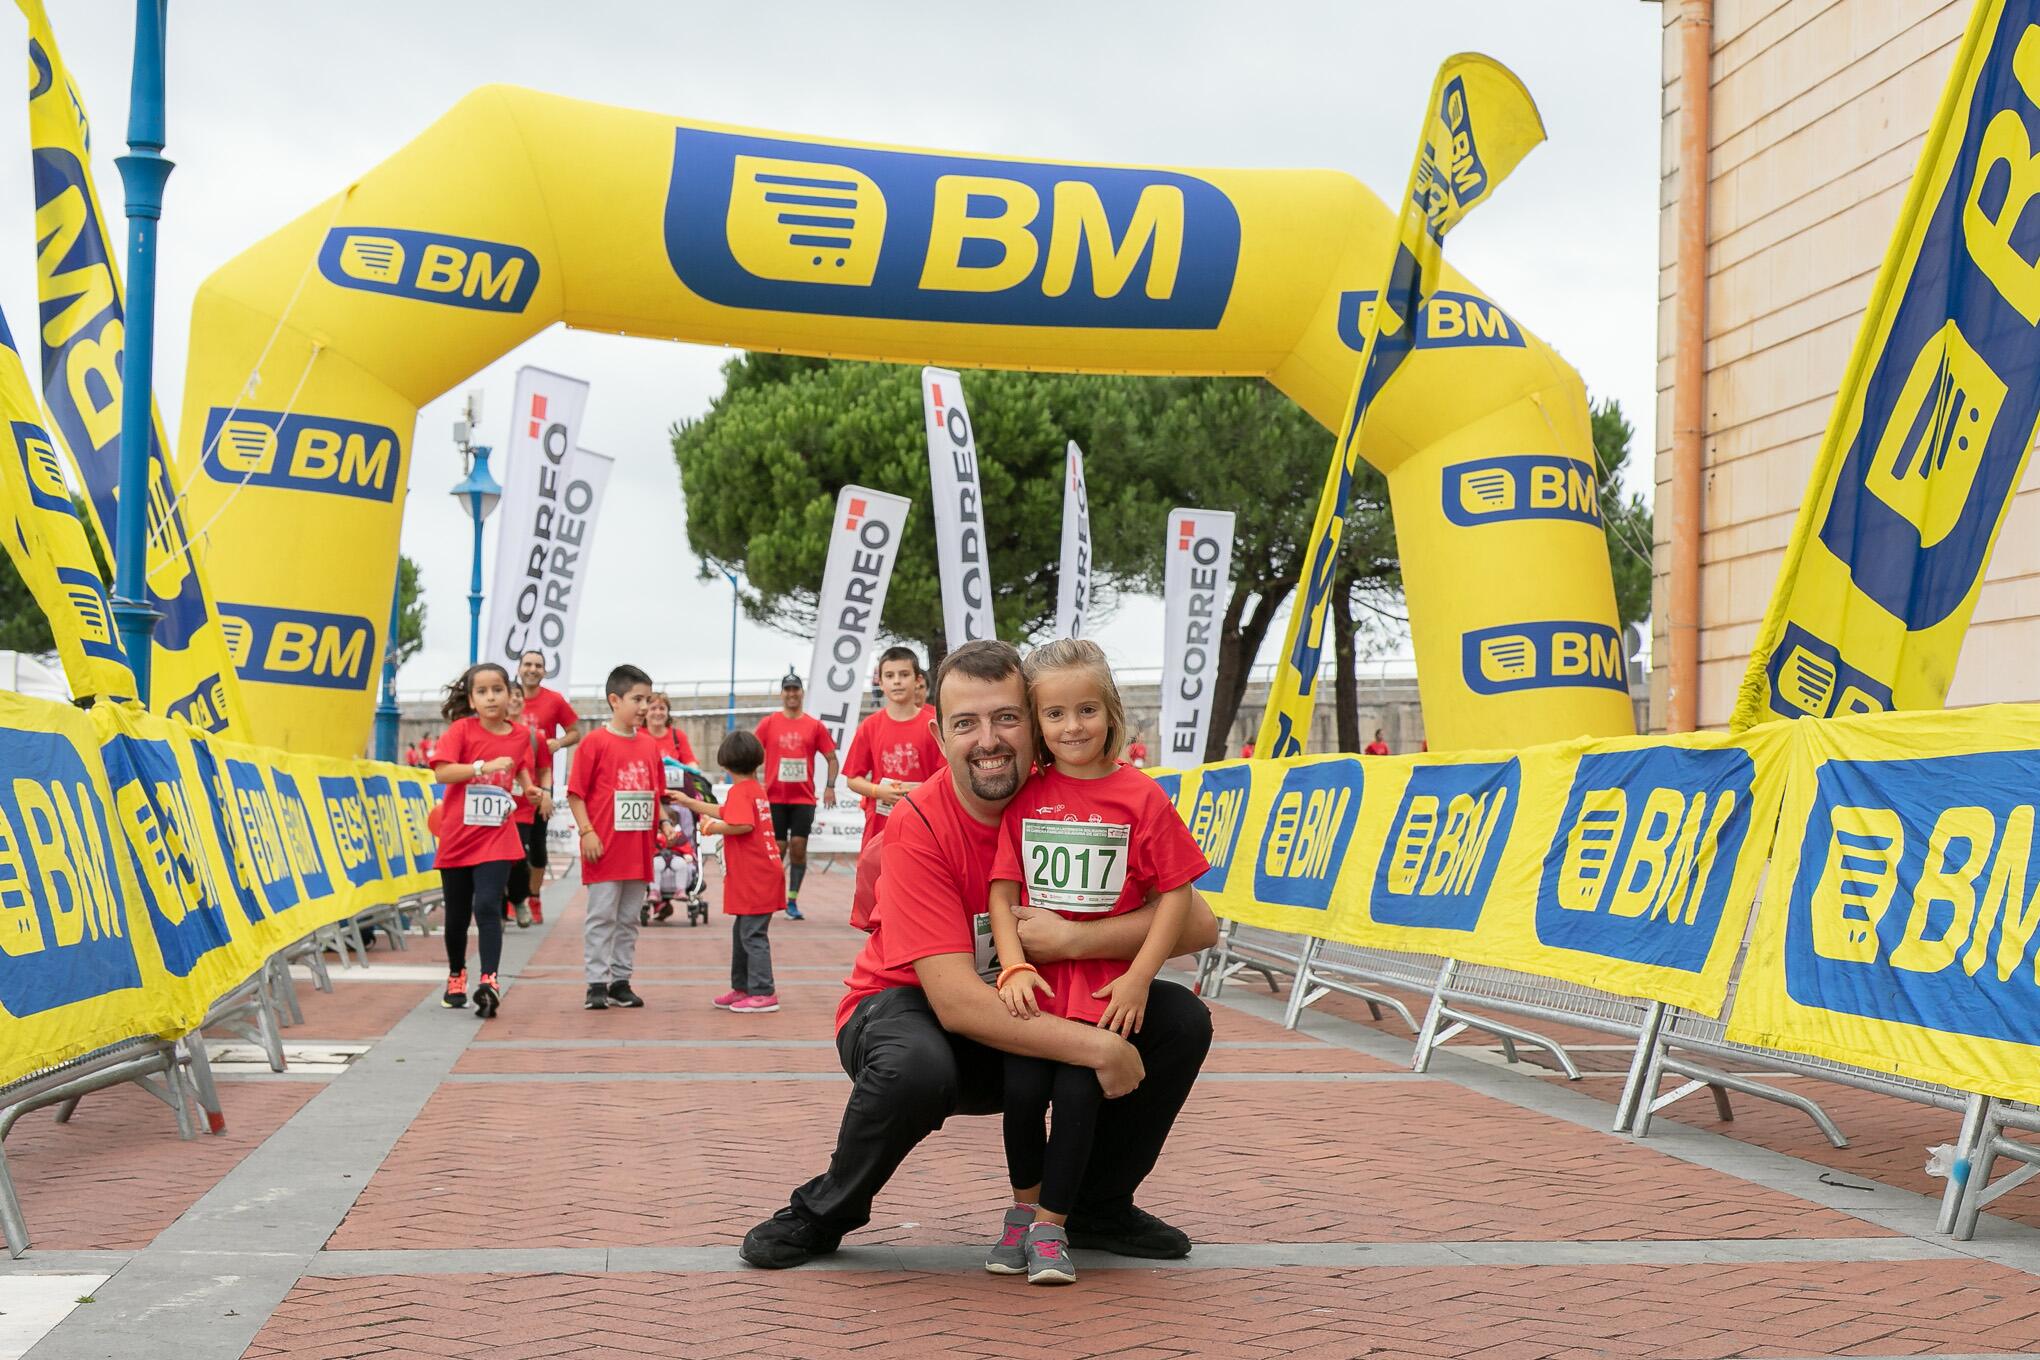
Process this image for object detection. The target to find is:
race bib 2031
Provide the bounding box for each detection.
[614,789,656,832]
[777,756,809,784]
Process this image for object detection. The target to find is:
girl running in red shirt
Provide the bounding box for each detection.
[985,639,1209,1284]
[430,663,538,1018]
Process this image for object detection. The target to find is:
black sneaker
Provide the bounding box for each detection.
[472,975,500,1019]
[583,983,610,1010]
[739,1207,841,1269]
[607,980,646,1009]
[1064,1204,1191,1259]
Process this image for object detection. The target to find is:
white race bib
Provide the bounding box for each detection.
[1021,819,1132,913]
[972,911,997,979]
[614,789,655,832]
[464,784,513,829]
[776,756,810,784]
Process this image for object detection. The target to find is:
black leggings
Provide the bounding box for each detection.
[440,860,512,976]
[507,857,531,907]
[1003,1055,1105,1216]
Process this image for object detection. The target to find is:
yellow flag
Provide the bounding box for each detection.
[1256,54,1546,758]
[1733,0,2040,730]
[0,301,138,704]
[19,0,249,736]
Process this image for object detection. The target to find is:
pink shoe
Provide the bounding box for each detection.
[731,994,780,1013]
[711,990,745,1009]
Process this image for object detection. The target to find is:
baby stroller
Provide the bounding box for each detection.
[646,759,713,926]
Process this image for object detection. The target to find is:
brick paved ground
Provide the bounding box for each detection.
[9,861,2040,1358]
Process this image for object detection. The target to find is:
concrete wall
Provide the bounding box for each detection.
[1652,0,2040,730]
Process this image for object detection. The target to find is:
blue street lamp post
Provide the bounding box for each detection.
[372,573,403,761]
[452,447,501,668]
[110,0,174,697]
[722,567,739,731]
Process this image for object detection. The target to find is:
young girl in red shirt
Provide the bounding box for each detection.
[670,729,785,1014]
[430,663,538,1018]
[985,638,1209,1284]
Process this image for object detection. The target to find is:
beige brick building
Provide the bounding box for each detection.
[1652,0,2039,730]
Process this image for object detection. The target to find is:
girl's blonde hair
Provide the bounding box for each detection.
[1021,638,1126,768]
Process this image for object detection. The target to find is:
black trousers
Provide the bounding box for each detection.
[1003,1055,1103,1216]
[440,860,511,976]
[788,980,1212,1237]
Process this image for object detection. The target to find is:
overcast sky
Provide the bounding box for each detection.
[0,0,1663,698]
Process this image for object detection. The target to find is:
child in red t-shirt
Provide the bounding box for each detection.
[567,664,665,1012]
[672,729,785,1013]
[430,662,539,1019]
[985,639,1209,1284]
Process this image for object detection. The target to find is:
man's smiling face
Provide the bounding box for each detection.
[934,668,1033,813]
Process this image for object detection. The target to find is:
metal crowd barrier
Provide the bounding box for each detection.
[1950,1100,2040,1239]
[1196,920,1307,999]
[1282,937,1440,1033]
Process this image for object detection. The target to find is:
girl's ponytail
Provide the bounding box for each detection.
[441,668,476,723]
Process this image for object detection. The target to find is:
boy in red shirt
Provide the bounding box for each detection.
[567,664,664,1011]
[673,730,786,1013]
[842,646,941,850]
[753,672,839,920]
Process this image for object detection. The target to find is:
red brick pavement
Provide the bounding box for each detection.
[329,1074,1877,1251]
[5,1080,316,1249]
[287,972,432,1040]
[242,1259,2040,1359]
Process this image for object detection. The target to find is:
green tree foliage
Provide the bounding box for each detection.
[673,354,1163,657]
[1590,397,1654,632]
[394,554,426,668]
[0,495,110,657]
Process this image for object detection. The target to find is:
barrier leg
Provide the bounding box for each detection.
[254,982,287,1073]
[1282,938,1323,1031]
[163,1063,196,1141]
[1613,1002,1666,1133]
[52,1095,80,1125]
[180,1035,226,1135]
[1936,1094,1987,1235]
[340,916,370,966]
[270,956,304,1027]
[1205,921,1237,999]
[1631,1028,1674,1139]
[0,1149,28,1258]
[1411,961,1456,1073]
[1953,1100,2003,1241]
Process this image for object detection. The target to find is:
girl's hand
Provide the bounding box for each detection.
[998,970,1054,1019]
[481,756,516,775]
[1094,974,1150,1037]
[579,830,604,861]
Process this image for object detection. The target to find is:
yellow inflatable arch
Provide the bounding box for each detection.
[177,85,1631,757]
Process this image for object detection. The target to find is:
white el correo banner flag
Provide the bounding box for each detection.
[1054,441,1091,639]
[922,367,996,649]
[807,485,913,751]
[1159,508,1236,764]
[486,366,605,681]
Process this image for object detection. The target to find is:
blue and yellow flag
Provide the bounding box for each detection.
[1734,0,2040,730]
[1257,54,1546,758]
[19,0,247,736]
[0,299,137,704]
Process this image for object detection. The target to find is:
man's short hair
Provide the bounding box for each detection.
[931,640,1022,727]
[606,663,652,697]
[877,644,921,675]
[520,649,545,664]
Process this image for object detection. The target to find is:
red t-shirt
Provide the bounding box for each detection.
[836,774,999,1031]
[841,704,943,845]
[989,765,1210,1024]
[511,723,548,825]
[1127,742,1149,766]
[755,711,837,804]
[433,717,537,869]
[644,724,697,766]
[521,685,580,750]
[718,777,785,915]
[567,726,667,884]
[1364,740,1391,756]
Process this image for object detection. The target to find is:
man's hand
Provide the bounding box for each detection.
[822,784,838,808]
[1013,905,1080,963]
[1095,1032,1145,1099]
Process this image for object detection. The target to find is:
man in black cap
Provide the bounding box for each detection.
[752,670,839,920]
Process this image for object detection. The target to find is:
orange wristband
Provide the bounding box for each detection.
[996,963,1039,991]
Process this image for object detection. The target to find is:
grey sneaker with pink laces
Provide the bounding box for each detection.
[1023,1221,1075,1285]
[984,1205,1033,1275]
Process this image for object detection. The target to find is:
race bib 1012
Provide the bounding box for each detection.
[614,789,656,832]
[465,784,513,828]
[1022,819,1131,913]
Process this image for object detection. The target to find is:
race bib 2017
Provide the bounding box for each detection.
[1021,819,1131,913]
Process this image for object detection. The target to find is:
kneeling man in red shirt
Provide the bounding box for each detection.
[740,641,1217,1268]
